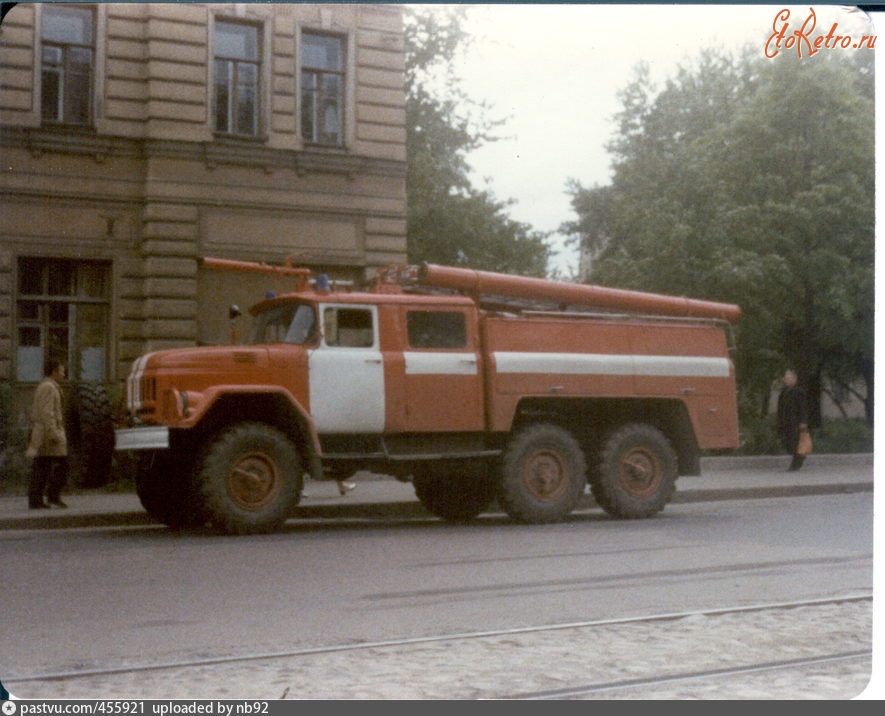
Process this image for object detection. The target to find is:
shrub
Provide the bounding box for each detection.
[0,381,30,494]
[812,419,873,454]
[736,413,781,455]
[735,413,872,456]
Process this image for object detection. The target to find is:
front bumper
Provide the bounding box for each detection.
[115,426,170,451]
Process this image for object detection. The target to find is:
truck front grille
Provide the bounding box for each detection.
[126,354,157,415]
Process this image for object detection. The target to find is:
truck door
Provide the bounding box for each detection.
[399,308,484,432]
[308,304,385,434]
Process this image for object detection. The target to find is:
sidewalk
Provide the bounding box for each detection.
[0,454,873,531]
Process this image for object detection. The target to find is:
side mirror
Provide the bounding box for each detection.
[228,305,241,344]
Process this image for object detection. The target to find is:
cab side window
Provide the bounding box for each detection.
[407,311,467,349]
[323,307,374,347]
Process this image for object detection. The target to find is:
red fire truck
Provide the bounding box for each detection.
[116,258,741,535]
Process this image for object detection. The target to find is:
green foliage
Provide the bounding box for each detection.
[0,382,30,493]
[564,46,874,429]
[735,414,872,456]
[404,6,551,277]
[812,419,873,455]
[736,413,780,456]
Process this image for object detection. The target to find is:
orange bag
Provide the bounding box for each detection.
[797,430,813,456]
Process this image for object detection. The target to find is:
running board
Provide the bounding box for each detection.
[322,449,501,462]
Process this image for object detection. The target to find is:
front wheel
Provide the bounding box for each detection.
[591,423,677,519]
[135,450,206,529]
[196,423,302,535]
[498,423,587,523]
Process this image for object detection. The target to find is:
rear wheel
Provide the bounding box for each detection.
[498,423,586,523]
[413,461,496,523]
[66,383,115,489]
[196,422,302,535]
[591,423,677,518]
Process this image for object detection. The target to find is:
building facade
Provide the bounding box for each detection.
[0,2,407,407]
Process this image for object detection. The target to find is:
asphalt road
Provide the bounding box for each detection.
[0,486,873,687]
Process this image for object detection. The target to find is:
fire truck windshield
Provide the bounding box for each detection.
[249,303,317,345]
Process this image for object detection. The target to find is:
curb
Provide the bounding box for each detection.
[0,478,873,531]
[0,511,153,531]
[701,453,873,471]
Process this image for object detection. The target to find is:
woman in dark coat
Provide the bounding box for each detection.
[777,369,809,472]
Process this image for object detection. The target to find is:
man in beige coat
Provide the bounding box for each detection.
[27,358,69,509]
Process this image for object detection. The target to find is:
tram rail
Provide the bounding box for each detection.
[6,593,872,693]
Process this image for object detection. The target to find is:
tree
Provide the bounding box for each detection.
[564,48,874,429]
[404,6,551,276]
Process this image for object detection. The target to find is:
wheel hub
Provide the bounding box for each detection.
[618,447,661,497]
[227,453,280,510]
[523,450,568,501]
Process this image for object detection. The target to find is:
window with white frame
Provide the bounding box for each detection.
[301,32,345,146]
[40,3,95,125]
[16,258,110,383]
[214,20,261,136]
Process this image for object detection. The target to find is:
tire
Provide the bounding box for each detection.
[135,451,206,529]
[66,383,116,489]
[196,422,302,535]
[498,423,587,523]
[413,461,496,523]
[591,423,677,519]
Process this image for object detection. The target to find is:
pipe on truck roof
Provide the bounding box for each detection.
[201,256,311,279]
[418,263,742,324]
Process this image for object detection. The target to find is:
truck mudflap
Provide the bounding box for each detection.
[115,426,170,451]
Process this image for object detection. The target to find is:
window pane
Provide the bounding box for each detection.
[328,309,373,347]
[76,304,104,345]
[321,101,339,144]
[19,326,42,347]
[77,264,109,298]
[216,22,258,60]
[69,46,92,68]
[42,5,93,45]
[236,63,257,134]
[76,304,107,381]
[49,302,69,323]
[17,347,44,382]
[301,80,316,139]
[408,312,467,349]
[19,260,44,295]
[284,305,317,345]
[18,302,39,321]
[322,73,341,95]
[66,61,92,124]
[47,327,69,360]
[41,68,62,122]
[42,45,62,66]
[302,34,341,70]
[214,60,232,132]
[321,75,342,143]
[47,262,74,296]
[251,305,295,344]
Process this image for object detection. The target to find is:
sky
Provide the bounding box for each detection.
[444,3,879,275]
